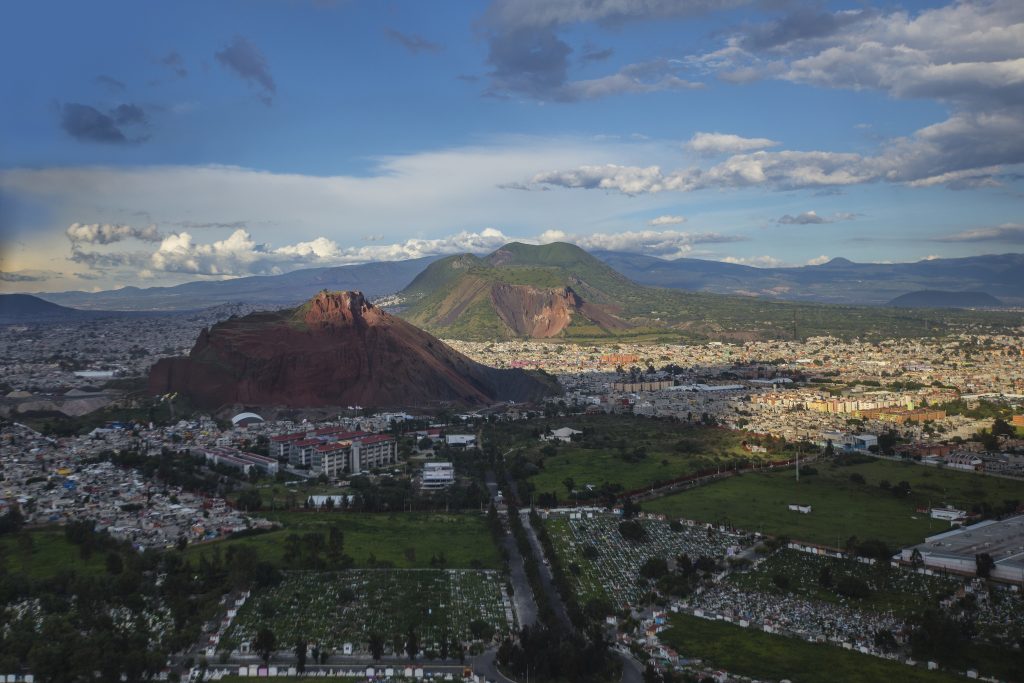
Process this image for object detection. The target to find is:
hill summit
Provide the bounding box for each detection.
[148,290,556,410]
[399,242,636,339]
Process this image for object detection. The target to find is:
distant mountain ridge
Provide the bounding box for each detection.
[33,256,444,311]
[886,290,1004,308]
[593,252,1024,305]
[396,242,1020,341]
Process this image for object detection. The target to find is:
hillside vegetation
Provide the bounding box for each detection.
[397,242,1022,342]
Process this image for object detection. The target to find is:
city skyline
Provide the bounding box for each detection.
[2,0,1024,292]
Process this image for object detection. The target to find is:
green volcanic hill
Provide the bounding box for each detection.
[397,242,1022,341]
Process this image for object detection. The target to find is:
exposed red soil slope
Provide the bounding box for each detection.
[148,291,554,410]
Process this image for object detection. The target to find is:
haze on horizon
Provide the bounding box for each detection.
[2,0,1024,293]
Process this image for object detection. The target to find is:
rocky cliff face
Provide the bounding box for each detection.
[148,290,556,410]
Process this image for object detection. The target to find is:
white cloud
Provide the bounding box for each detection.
[648,214,686,226]
[686,132,779,155]
[66,222,162,245]
[721,255,785,267]
[806,255,831,266]
[934,223,1024,243]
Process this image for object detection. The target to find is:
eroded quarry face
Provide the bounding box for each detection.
[489,283,578,337]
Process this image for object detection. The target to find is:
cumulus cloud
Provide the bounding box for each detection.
[648,215,686,226]
[66,222,163,245]
[59,103,147,144]
[934,223,1024,243]
[566,229,743,258]
[721,255,785,267]
[385,28,443,55]
[215,36,276,105]
[144,227,518,277]
[806,255,832,266]
[776,210,856,225]
[686,132,779,155]
[69,249,146,269]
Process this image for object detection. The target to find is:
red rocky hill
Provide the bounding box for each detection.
[148,290,557,410]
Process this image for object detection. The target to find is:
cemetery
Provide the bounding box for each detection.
[728,547,963,616]
[542,511,746,608]
[224,569,514,656]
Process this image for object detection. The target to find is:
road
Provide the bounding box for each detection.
[519,510,574,633]
[485,470,540,629]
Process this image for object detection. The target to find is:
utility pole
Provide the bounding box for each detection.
[796,449,800,483]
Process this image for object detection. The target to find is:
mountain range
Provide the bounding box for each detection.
[595,252,1024,306]
[25,251,1024,314]
[148,290,557,411]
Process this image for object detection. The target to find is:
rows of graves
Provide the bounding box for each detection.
[544,512,745,608]
[225,569,513,655]
[728,548,962,616]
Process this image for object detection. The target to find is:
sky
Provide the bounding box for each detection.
[2,0,1023,293]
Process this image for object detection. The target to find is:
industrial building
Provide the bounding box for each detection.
[900,515,1024,585]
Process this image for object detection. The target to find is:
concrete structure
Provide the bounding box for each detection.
[309,434,398,479]
[445,434,477,448]
[202,447,278,475]
[545,427,582,443]
[421,461,455,490]
[901,515,1024,585]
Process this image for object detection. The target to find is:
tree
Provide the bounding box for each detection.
[294,640,307,673]
[405,627,419,660]
[640,557,669,580]
[874,629,898,653]
[562,477,575,495]
[823,440,835,457]
[976,552,995,579]
[105,551,124,575]
[368,633,384,661]
[818,565,833,588]
[910,548,924,570]
[254,628,276,664]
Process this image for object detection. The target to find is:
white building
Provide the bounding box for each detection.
[445,434,477,448]
[421,461,455,490]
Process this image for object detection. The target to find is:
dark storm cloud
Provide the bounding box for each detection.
[740,7,874,51]
[385,28,444,55]
[215,36,276,105]
[112,103,146,126]
[486,26,572,99]
[60,103,127,143]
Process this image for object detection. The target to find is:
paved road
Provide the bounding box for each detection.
[486,470,539,629]
[519,510,574,633]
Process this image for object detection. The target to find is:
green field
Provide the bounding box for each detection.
[645,459,1024,547]
[0,528,106,578]
[486,415,788,498]
[186,512,502,569]
[664,613,964,683]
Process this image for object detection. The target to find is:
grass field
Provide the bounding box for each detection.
[0,528,107,578]
[186,512,502,569]
[663,613,963,683]
[485,415,788,498]
[645,459,1024,547]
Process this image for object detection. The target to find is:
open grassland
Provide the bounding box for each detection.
[664,613,964,683]
[0,528,107,578]
[645,459,1024,547]
[486,414,791,499]
[185,512,501,569]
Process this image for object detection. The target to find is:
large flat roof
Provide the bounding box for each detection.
[912,515,1024,571]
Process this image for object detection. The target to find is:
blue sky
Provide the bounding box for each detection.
[2,0,1023,292]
